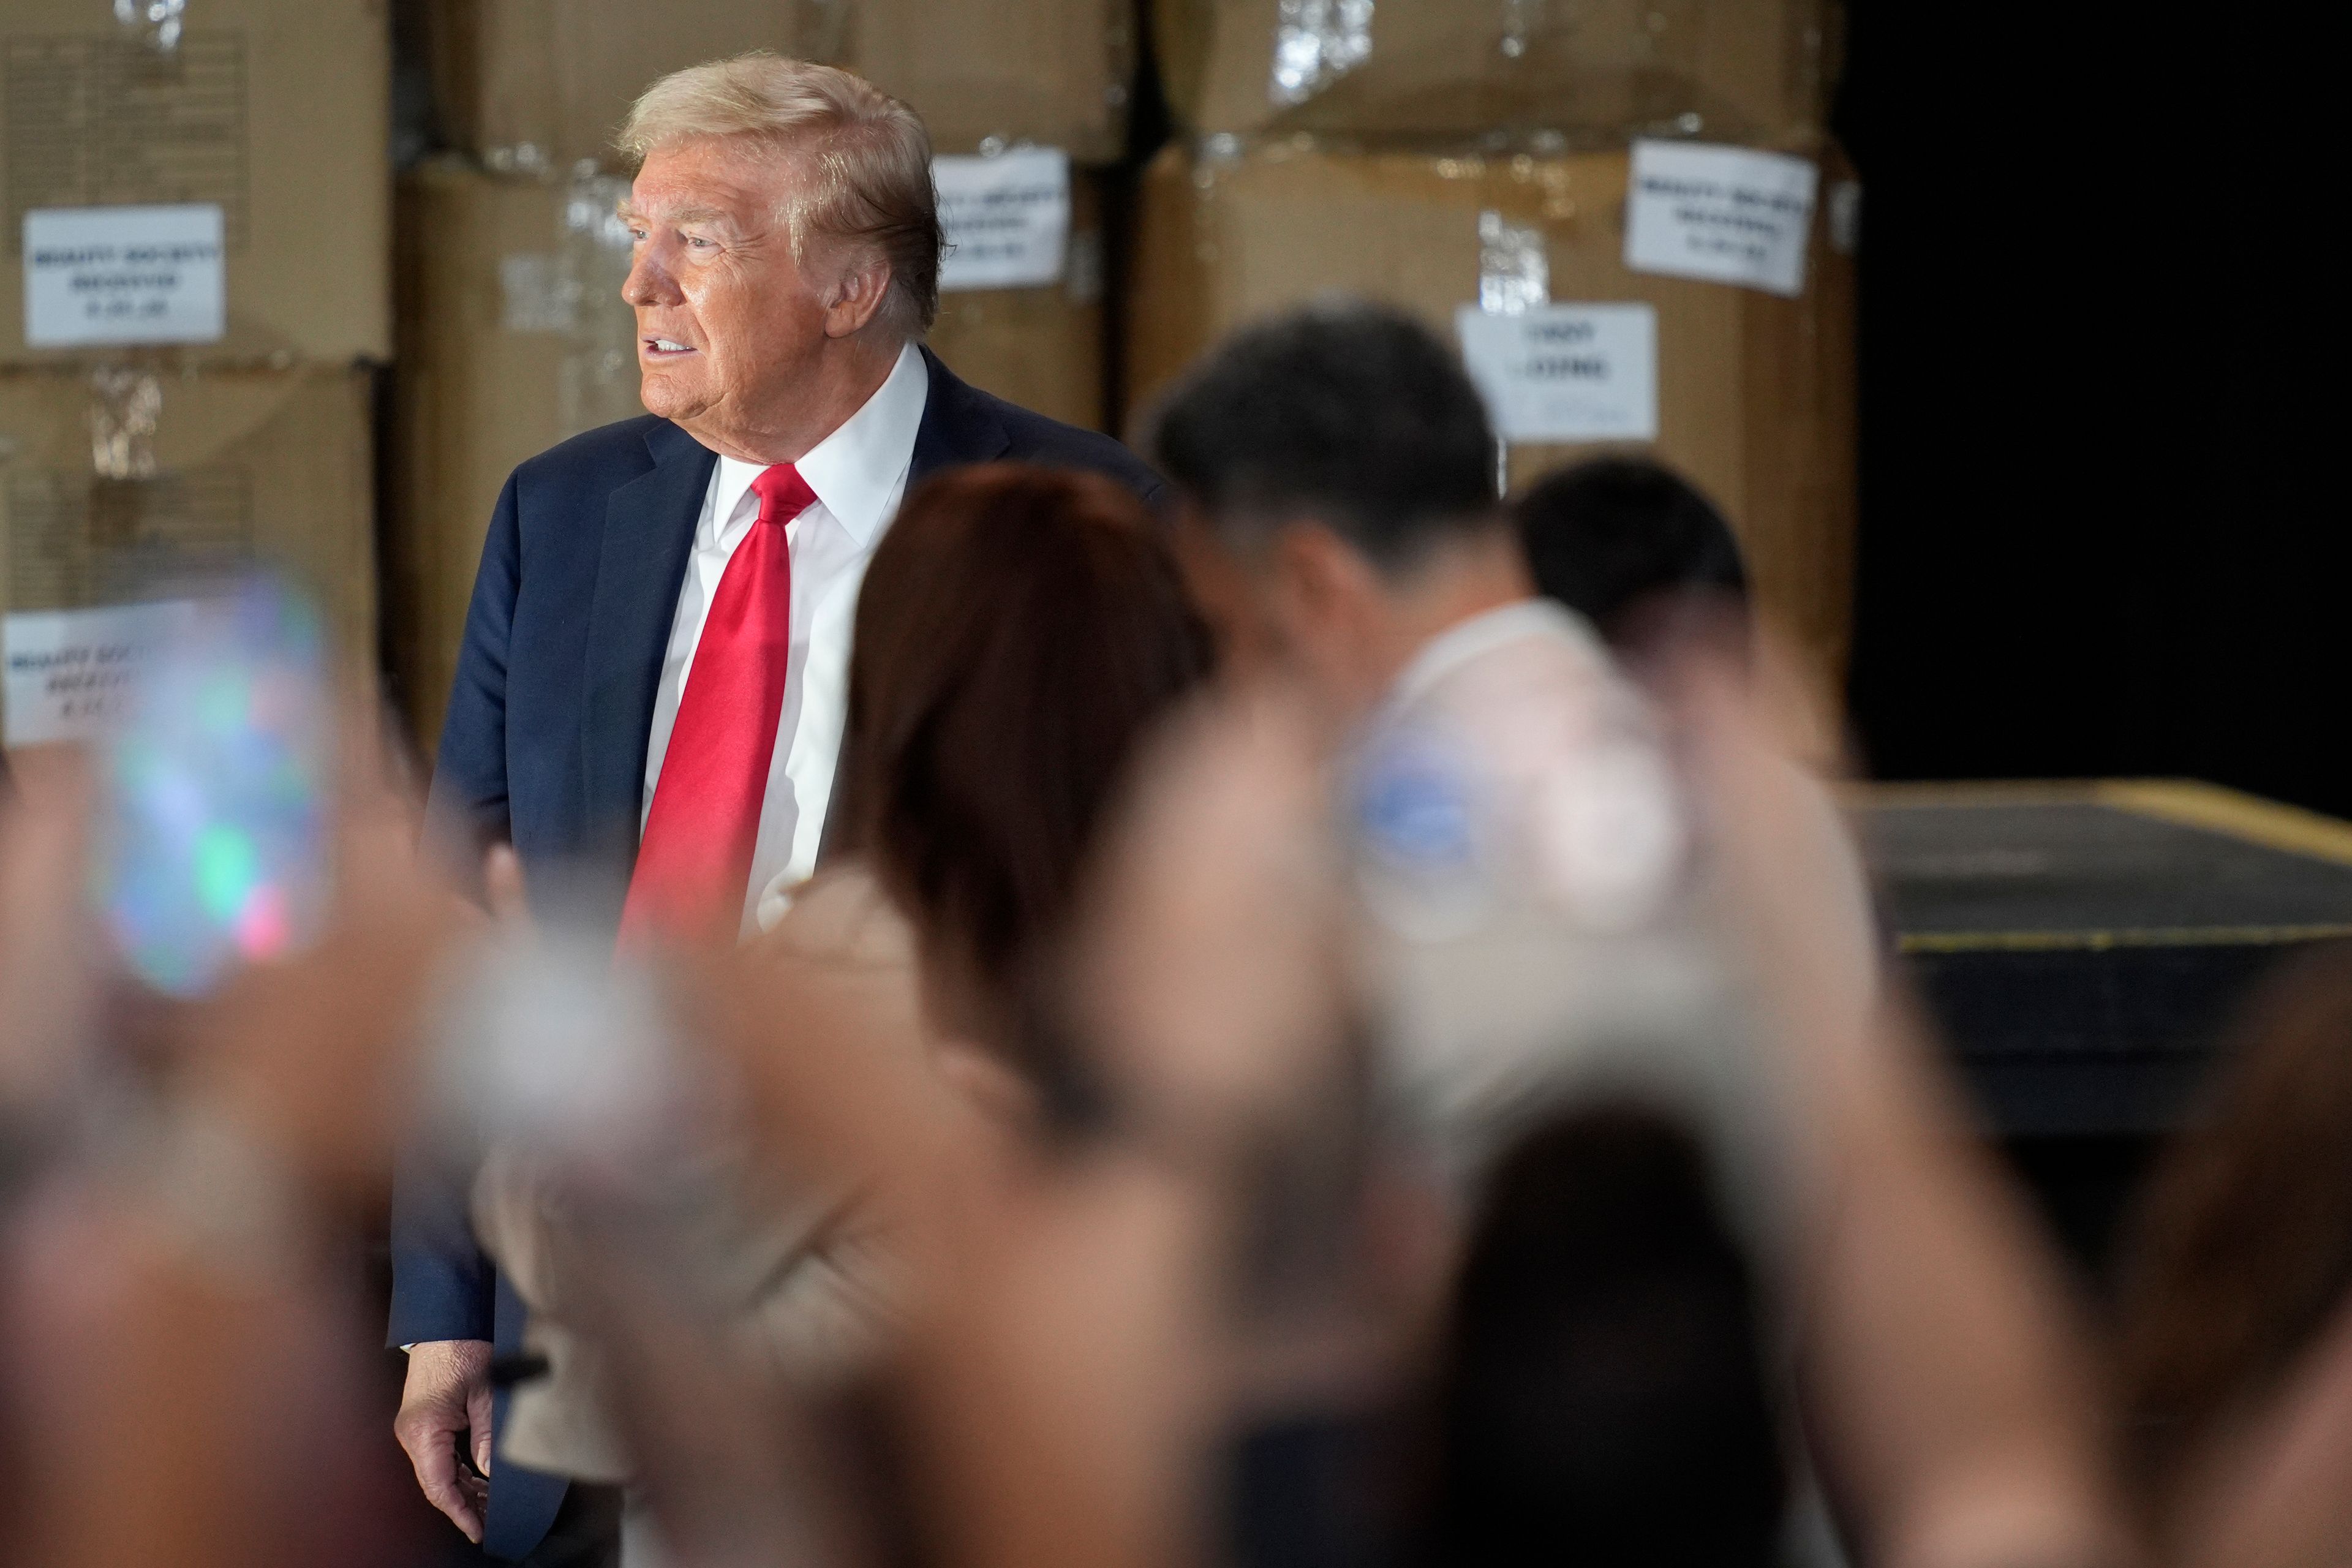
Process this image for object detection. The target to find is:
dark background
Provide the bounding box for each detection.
[1833,6,2343,816]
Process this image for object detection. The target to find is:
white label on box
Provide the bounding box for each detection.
[3,601,197,746]
[1623,141,1818,298]
[1456,303,1658,443]
[934,149,1070,292]
[23,205,227,347]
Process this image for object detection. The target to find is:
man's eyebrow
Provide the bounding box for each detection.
[615,202,736,228]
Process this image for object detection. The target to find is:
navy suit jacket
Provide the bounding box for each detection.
[389,349,1163,1558]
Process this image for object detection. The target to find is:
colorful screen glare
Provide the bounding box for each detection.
[99,581,326,996]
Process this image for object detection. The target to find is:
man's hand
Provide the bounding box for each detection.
[394,1338,495,1543]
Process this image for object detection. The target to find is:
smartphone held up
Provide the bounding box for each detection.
[93,578,330,997]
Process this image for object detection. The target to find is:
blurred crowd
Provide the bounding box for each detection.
[4,302,2352,1568]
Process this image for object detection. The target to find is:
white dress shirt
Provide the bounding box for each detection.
[641,341,929,936]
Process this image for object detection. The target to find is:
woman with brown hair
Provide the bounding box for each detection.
[2113,941,2352,1568]
[826,460,1215,1084]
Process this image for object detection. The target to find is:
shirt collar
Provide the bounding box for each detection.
[709,454,766,538]
[793,340,929,546]
[1384,597,1605,714]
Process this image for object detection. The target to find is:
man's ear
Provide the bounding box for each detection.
[1271,522,1377,625]
[823,257,895,339]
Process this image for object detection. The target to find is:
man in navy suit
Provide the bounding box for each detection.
[389,55,1160,1562]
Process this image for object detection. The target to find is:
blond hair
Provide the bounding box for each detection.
[620,54,941,337]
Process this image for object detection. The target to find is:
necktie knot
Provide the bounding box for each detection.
[750,463,817,527]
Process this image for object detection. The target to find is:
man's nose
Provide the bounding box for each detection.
[622,246,681,309]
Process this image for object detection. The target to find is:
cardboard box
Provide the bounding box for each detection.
[387,160,643,752]
[0,0,391,366]
[929,171,1106,431]
[856,0,1133,162]
[427,0,1131,173]
[0,363,378,742]
[1126,137,1858,682]
[1157,0,1834,145]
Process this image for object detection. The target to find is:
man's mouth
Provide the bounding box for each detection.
[642,337,695,358]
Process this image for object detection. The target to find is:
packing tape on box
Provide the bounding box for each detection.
[1476,209,1548,315]
[91,366,164,481]
[1262,0,1724,115]
[113,0,187,53]
[1272,0,1374,106]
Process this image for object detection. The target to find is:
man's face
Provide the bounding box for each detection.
[1173,503,1391,728]
[621,137,834,454]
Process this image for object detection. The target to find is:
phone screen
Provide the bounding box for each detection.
[97,579,329,997]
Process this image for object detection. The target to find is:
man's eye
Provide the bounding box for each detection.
[685,236,716,250]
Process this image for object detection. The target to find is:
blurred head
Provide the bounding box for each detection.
[2116,942,2352,1512]
[1423,1102,1786,1567]
[1512,457,1751,666]
[1148,302,1523,722]
[617,55,943,463]
[840,464,1215,1076]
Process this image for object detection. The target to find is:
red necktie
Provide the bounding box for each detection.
[619,463,817,944]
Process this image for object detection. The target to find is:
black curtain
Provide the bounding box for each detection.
[1835,6,2347,816]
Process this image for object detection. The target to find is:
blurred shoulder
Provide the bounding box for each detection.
[954,380,1167,507]
[758,864,917,972]
[995,396,1161,488]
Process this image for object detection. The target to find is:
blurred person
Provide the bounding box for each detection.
[678,674,1349,1568]
[1511,454,1749,662]
[1148,303,1746,1155]
[831,463,1213,1081]
[0,748,97,1195]
[398,54,1164,1559]
[462,465,1214,1562]
[1,703,465,1568]
[1415,1103,1787,1568]
[1148,304,2132,1568]
[1513,454,1882,1027]
[2113,943,2352,1567]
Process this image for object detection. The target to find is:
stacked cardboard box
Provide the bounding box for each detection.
[1128,137,1857,682]
[930,164,1108,432]
[1157,0,1835,148]
[386,161,630,752]
[0,0,390,744]
[424,0,1136,171]
[1130,0,1855,683]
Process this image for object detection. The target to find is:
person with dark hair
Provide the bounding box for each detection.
[1150,303,1530,713]
[1153,303,2129,1568]
[2113,942,2352,1567]
[1148,298,1691,1028]
[1422,1104,1788,1568]
[1513,449,1883,1017]
[1510,456,1750,656]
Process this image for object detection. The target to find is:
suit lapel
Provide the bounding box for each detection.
[581,421,718,865]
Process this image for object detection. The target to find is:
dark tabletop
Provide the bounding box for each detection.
[1850,782,2352,1135]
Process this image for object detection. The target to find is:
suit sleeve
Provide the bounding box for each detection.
[420,471,522,895]
[387,472,523,1348]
